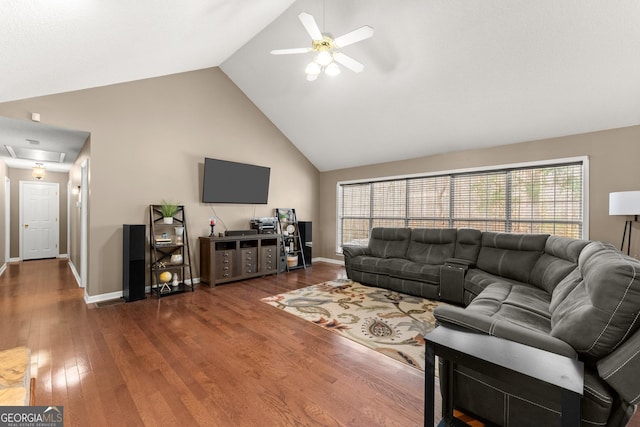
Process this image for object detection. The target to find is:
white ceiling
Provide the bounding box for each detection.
[0,117,89,172]
[2,1,640,172]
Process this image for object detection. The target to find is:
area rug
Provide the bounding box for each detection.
[260,279,443,371]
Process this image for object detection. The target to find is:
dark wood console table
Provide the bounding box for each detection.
[424,325,584,427]
[199,234,280,285]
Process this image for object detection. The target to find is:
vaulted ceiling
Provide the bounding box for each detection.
[2,1,640,172]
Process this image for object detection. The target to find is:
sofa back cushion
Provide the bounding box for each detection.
[476,232,548,284]
[454,228,483,262]
[530,236,590,294]
[406,228,457,264]
[550,241,640,360]
[367,228,411,259]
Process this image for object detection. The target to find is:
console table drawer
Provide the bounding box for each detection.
[260,246,277,272]
[215,250,235,279]
[241,248,257,274]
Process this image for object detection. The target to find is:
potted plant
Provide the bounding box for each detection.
[160,201,179,224]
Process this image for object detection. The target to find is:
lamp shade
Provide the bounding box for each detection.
[609,191,640,215]
[32,163,45,180]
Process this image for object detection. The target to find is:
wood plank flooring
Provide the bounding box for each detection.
[0,260,426,426]
[0,259,638,426]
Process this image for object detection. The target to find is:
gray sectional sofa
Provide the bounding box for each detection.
[342,227,640,427]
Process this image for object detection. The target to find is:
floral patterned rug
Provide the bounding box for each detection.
[260,279,443,371]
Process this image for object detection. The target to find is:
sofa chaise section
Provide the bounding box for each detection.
[434,240,640,426]
[343,227,640,426]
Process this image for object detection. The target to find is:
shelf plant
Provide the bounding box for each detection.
[160,200,179,224]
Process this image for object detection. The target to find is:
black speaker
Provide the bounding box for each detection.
[299,221,312,266]
[225,229,258,236]
[123,224,146,302]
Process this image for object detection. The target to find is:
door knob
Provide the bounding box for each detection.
[24,224,28,228]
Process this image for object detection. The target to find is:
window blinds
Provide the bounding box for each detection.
[338,161,583,251]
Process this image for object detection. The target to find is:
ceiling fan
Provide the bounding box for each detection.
[270,12,374,81]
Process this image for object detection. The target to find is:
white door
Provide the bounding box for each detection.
[21,181,59,260]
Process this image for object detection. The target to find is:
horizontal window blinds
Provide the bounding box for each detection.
[338,161,583,251]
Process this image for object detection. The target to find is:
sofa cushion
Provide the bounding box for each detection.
[464,282,552,333]
[476,232,548,284]
[367,228,411,259]
[464,269,524,300]
[434,304,577,357]
[529,235,589,294]
[453,228,482,263]
[406,228,456,264]
[550,241,640,360]
[382,259,441,284]
[348,255,394,275]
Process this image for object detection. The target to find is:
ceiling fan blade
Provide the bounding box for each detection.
[333,52,364,73]
[334,25,374,48]
[270,47,311,55]
[298,12,323,41]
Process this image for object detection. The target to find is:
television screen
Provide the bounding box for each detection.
[202,157,270,204]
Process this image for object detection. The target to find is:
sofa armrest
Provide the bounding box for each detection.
[341,245,369,280]
[598,329,640,405]
[434,305,578,358]
[342,245,368,259]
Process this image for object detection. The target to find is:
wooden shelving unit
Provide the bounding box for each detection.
[276,208,307,271]
[148,204,194,297]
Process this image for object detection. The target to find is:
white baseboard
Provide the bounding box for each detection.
[87,277,201,305]
[85,290,123,305]
[312,257,344,266]
[0,263,5,277]
[58,253,69,259]
[9,257,21,262]
[68,261,82,288]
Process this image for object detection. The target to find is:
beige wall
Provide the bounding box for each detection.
[0,159,6,264]
[68,139,91,279]
[2,64,638,294]
[318,126,640,260]
[0,67,319,297]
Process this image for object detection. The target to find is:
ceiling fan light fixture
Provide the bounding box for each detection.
[305,61,321,76]
[316,51,333,67]
[325,62,341,76]
[271,11,373,81]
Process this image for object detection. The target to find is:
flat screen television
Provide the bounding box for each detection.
[202,157,270,204]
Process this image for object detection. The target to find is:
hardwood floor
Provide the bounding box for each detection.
[0,260,425,426]
[0,259,638,426]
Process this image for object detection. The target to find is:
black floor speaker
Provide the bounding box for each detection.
[123,224,146,302]
[299,221,312,266]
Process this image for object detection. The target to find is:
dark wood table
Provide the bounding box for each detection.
[424,325,584,427]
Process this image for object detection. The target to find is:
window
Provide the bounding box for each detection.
[337,158,586,252]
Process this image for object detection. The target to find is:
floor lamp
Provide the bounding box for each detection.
[609,191,640,256]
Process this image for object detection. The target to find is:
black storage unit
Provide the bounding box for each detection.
[298,221,312,266]
[148,205,194,297]
[123,224,146,302]
[276,208,308,271]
